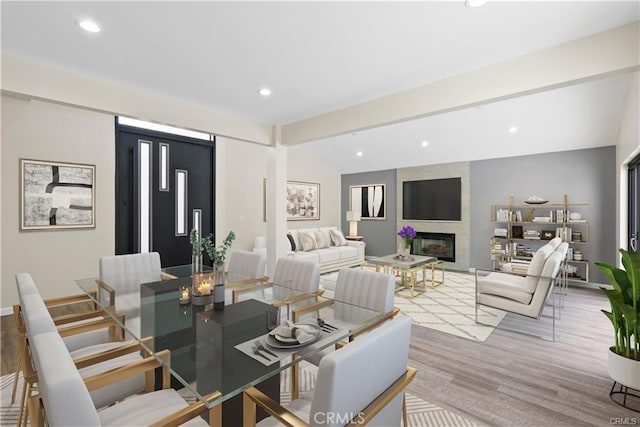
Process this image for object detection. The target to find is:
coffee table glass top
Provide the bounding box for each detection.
[368,254,436,268]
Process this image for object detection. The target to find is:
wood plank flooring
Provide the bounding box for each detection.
[406,285,637,426]
[1,285,635,426]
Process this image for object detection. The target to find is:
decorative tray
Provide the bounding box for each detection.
[524,200,548,204]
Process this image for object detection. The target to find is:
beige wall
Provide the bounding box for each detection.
[221,137,269,252]
[287,145,341,229]
[1,96,115,309]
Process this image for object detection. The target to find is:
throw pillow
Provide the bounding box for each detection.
[287,233,297,252]
[329,229,347,246]
[314,231,330,249]
[300,232,318,251]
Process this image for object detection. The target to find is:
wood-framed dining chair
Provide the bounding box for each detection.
[243,315,416,427]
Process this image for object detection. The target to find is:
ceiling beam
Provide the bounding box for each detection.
[281,22,640,146]
[1,53,273,145]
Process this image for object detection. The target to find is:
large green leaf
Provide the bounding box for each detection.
[596,261,632,303]
[620,249,640,306]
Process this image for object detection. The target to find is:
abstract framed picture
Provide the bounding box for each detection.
[286,181,319,220]
[20,158,95,231]
[350,184,386,220]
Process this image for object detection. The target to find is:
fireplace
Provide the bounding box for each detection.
[411,232,455,262]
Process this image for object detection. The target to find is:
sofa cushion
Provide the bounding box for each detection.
[314,230,331,249]
[315,248,341,263]
[294,251,320,263]
[299,231,318,251]
[329,229,347,246]
[336,246,358,259]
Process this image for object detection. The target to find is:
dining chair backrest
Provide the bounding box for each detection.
[99,252,162,331]
[334,268,395,320]
[16,273,39,307]
[273,258,321,294]
[30,331,101,425]
[309,315,412,427]
[228,250,266,279]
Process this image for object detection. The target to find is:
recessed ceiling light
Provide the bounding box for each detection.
[258,88,272,97]
[509,126,518,134]
[421,141,429,147]
[465,0,488,8]
[356,151,363,157]
[77,19,101,33]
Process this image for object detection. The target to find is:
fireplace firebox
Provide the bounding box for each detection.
[411,232,455,262]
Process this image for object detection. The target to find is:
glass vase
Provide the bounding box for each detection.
[213,263,225,310]
[192,254,203,275]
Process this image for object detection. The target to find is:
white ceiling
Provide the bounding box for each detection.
[2,1,639,172]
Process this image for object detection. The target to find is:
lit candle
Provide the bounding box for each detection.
[181,289,189,300]
[198,282,211,295]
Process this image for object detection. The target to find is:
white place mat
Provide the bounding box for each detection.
[235,321,347,366]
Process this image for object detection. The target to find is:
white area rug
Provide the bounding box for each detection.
[1,367,478,427]
[321,270,506,342]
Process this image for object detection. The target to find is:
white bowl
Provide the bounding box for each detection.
[569,212,582,220]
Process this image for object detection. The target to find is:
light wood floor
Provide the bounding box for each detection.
[1,286,635,426]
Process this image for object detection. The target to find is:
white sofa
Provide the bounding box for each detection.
[254,226,365,274]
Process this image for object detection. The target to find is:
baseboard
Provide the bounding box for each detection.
[1,306,13,317]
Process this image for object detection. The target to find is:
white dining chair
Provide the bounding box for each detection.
[243,315,416,427]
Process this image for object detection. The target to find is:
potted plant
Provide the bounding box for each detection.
[203,231,236,310]
[596,249,640,390]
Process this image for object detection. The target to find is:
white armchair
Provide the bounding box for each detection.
[476,250,564,340]
[243,315,416,427]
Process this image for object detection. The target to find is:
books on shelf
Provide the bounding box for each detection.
[532,217,551,223]
[494,228,508,237]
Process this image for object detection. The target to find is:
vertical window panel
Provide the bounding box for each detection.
[193,209,202,240]
[176,170,188,236]
[159,143,169,191]
[139,140,152,253]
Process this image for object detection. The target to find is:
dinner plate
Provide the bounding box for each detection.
[265,324,322,349]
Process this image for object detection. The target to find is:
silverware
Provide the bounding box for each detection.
[251,345,270,361]
[254,340,278,358]
[318,319,337,331]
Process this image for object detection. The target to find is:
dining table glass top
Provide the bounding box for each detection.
[74,264,386,410]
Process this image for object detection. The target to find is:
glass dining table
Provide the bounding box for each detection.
[75,264,386,426]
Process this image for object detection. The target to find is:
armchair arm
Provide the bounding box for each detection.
[57,312,126,342]
[347,367,417,426]
[161,272,177,280]
[348,307,400,342]
[52,309,111,326]
[43,292,98,309]
[227,276,270,289]
[233,282,274,303]
[291,298,334,322]
[94,279,116,309]
[149,390,222,427]
[272,290,324,308]
[243,386,308,427]
[83,349,171,393]
[73,336,153,369]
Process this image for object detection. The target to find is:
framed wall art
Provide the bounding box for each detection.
[287,181,319,220]
[20,158,95,231]
[349,184,386,220]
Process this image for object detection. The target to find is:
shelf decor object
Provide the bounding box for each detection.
[490,194,590,282]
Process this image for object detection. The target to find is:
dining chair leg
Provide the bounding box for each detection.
[11,340,24,403]
[17,379,28,427]
[402,394,408,427]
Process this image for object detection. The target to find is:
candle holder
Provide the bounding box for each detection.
[192,272,214,306]
[179,285,191,305]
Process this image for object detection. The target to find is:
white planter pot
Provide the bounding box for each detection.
[608,347,640,389]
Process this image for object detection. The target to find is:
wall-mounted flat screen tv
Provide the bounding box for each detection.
[402,177,461,221]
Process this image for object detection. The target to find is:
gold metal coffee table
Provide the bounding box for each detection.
[367,254,436,298]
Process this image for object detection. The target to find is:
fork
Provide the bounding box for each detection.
[254,340,278,358]
[251,345,270,361]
